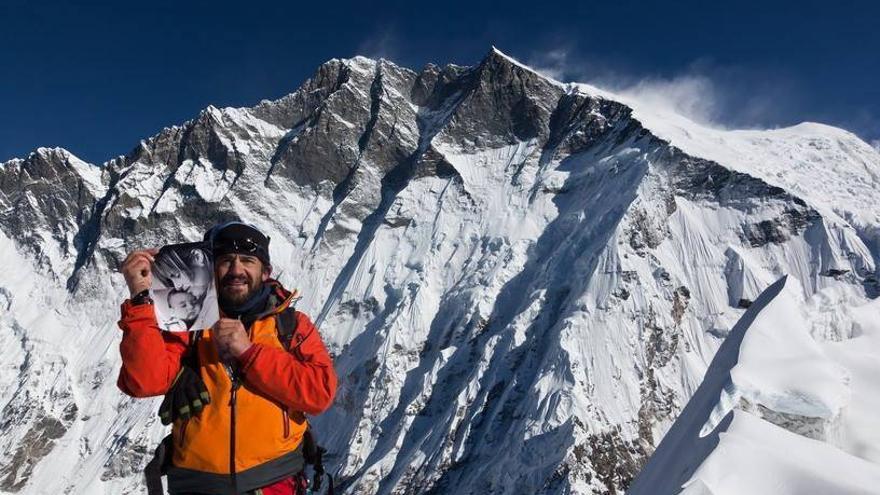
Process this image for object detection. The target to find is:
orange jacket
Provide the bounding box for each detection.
[117,286,336,493]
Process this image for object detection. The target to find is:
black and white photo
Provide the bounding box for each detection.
[150,242,219,332]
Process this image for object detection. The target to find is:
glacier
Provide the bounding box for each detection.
[0,47,878,494]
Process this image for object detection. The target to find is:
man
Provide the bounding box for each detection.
[117,222,337,494]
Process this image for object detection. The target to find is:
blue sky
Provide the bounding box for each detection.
[2,0,878,164]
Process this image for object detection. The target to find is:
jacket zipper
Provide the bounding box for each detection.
[229,377,241,494]
[282,407,290,438]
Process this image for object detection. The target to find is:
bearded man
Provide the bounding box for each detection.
[117,222,337,495]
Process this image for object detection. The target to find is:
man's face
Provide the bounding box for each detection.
[215,253,269,306]
[168,291,199,321]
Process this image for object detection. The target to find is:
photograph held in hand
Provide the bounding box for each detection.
[150,242,219,332]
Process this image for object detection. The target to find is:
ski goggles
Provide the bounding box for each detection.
[206,221,271,264]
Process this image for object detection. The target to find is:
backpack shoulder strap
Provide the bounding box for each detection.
[275,288,313,356]
[275,307,298,351]
[184,329,203,369]
[301,422,332,493]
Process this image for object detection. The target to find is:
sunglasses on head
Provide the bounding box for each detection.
[214,238,264,255]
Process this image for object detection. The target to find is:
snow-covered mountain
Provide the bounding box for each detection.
[1,47,879,494]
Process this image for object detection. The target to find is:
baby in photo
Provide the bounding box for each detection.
[164,289,200,331]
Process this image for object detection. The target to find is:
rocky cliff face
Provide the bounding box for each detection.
[1,48,878,494]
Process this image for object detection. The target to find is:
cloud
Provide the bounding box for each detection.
[839,108,880,149]
[526,47,725,125]
[528,48,570,82]
[355,28,399,61]
[525,47,802,131]
[526,44,611,85]
[617,74,721,125]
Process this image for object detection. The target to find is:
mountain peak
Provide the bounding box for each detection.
[33,146,74,161]
[480,46,564,87]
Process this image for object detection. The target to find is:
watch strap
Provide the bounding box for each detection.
[130,288,154,306]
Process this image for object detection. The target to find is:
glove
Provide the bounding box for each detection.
[158,366,210,425]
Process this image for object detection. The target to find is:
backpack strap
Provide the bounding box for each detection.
[301,424,332,494]
[144,434,173,495]
[186,329,203,369]
[274,292,314,361]
[276,307,298,351]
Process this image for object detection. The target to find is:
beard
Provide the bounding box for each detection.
[218,273,262,307]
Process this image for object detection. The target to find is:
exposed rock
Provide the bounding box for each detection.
[0,415,69,492]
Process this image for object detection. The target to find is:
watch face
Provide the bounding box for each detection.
[132,290,153,305]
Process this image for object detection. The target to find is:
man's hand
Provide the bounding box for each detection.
[158,367,211,425]
[121,248,159,297]
[213,318,252,361]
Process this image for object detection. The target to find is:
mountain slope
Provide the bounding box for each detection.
[629,276,880,494]
[0,48,878,494]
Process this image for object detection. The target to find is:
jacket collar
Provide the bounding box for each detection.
[252,279,299,321]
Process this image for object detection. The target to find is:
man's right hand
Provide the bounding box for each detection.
[121,248,159,297]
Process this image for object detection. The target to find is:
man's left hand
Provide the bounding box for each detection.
[213,318,252,361]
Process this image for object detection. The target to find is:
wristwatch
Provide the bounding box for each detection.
[130,289,154,306]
